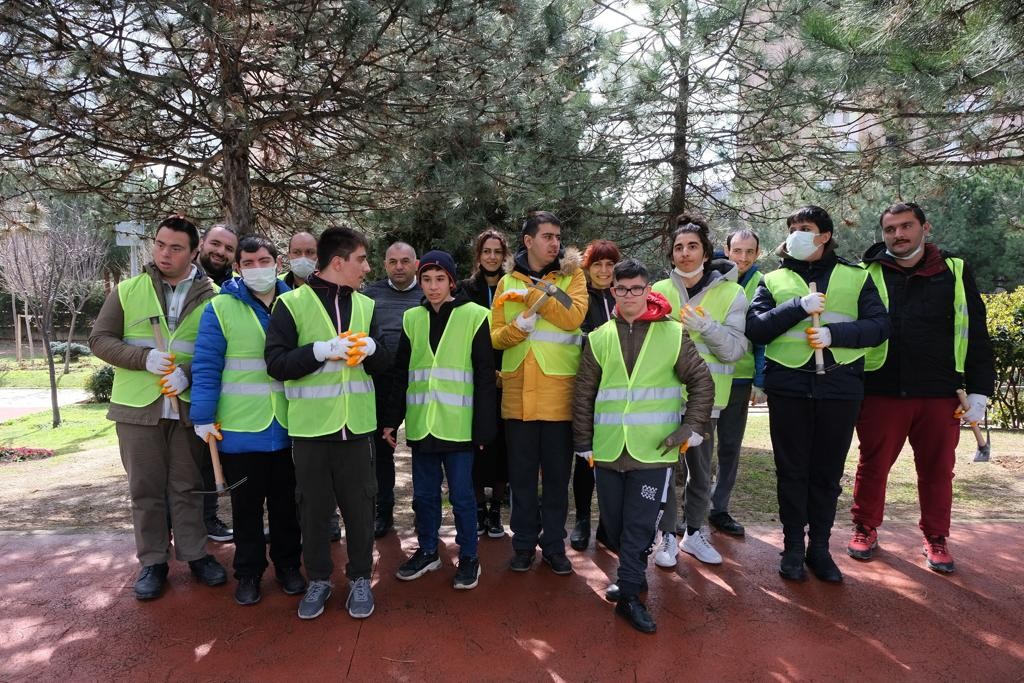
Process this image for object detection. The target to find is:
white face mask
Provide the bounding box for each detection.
[290,257,316,279]
[886,243,924,261]
[786,231,821,261]
[673,266,704,279]
[242,266,278,294]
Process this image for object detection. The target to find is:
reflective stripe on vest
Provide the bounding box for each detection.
[499,273,581,376]
[209,295,288,433]
[651,278,742,410]
[590,319,683,464]
[862,258,968,373]
[277,285,376,437]
[110,273,205,407]
[763,264,870,368]
[733,273,762,380]
[404,303,489,442]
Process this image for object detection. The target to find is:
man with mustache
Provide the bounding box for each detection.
[198,224,238,287]
[848,202,994,574]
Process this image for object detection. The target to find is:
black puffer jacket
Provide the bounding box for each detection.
[746,245,890,401]
[861,242,994,397]
[582,284,616,336]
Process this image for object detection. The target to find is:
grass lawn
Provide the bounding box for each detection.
[0,354,106,390]
[729,413,1024,523]
[0,403,116,455]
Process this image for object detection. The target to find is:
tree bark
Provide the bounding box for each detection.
[668,5,691,229]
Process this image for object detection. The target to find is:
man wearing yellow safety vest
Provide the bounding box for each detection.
[190,236,305,606]
[491,211,587,575]
[746,206,890,584]
[651,215,748,569]
[381,250,496,590]
[847,202,994,574]
[89,215,227,600]
[573,259,714,633]
[265,225,392,621]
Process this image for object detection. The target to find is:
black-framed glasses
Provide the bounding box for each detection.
[612,284,647,297]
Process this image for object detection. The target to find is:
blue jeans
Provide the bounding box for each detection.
[411,448,478,559]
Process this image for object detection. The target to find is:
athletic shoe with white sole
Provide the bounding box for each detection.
[654,532,678,568]
[681,528,722,565]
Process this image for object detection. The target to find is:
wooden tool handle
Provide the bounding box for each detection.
[956,389,987,448]
[208,438,227,493]
[150,318,179,412]
[809,283,825,375]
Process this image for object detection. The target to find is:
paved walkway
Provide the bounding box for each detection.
[1,523,1021,681]
[0,388,90,422]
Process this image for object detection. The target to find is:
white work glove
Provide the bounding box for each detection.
[800,292,826,315]
[159,366,190,397]
[680,304,713,334]
[194,423,222,443]
[513,312,537,333]
[750,385,767,406]
[805,326,832,349]
[960,394,988,424]
[145,349,175,375]
[312,337,347,362]
[574,450,595,468]
[660,425,705,456]
[343,333,376,367]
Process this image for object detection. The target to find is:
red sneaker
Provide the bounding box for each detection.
[923,535,955,573]
[847,525,878,561]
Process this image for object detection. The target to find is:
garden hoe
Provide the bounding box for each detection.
[956,389,991,463]
[190,437,246,496]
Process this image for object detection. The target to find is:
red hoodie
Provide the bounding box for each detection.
[625,290,673,322]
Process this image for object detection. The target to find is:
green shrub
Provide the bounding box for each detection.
[85,365,114,403]
[49,342,91,362]
[983,287,1024,428]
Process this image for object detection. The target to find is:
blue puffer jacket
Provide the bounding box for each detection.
[190,277,292,454]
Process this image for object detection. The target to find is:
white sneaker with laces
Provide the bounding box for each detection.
[654,533,678,568]
[681,528,723,565]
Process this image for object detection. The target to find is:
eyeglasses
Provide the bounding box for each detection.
[612,284,648,297]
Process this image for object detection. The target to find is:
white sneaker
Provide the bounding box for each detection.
[654,533,678,568]
[681,528,723,565]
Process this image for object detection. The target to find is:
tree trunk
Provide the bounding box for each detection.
[63,302,79,377]
[41,321,61,428]
[667,4,691,235]
[222,136,254,236]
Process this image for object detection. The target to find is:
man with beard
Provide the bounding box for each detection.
[197,224,238,287]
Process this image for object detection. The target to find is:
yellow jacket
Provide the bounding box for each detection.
[490,250,588,421]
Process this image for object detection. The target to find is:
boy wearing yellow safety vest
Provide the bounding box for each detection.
[265,226,392,621]
[381,251,496,590]
[190,236,305,606]
[650,216,748,569]
[491,211,587,576]
[573,259,714,633]
[848,202,994,574]
[746,206,890,583]
[89,215,227,600]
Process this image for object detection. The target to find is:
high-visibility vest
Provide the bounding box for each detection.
[763,264,870,368]
[733,272,763,380]
[110,273,204,407]
[590,319,683,464]
[499,273,581,376]
[862,258,968,373]
[276,285,376,437]
[403,303,489,442]
[652,278,743,410]
[209,295,288,433]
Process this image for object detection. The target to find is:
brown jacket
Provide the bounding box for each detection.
[89,263,216,426]
[572,316,714,471]
[490,250,588,422]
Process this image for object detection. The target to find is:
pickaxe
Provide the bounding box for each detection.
[956,389,991,463]
[148,316,180,413]
[523,278,573,317]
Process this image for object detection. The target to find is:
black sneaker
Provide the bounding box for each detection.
[615,595,657,634]
[275,566,307,595]
[395,548,441,581]
[476,504,488,536]
[188,555,228,586]
[486,502,505,538]
[235,575,261,605]
[453,556,481,590]
[542,552,573,576]
[604,579,649,602]
[373,510,393,539]
[510,549,535,572]
[779,549,807,582]
[134,562,168,600]
[206,518,233,543]
[569,519,590,551]
[805,550,843,583]
[709,511,745,537]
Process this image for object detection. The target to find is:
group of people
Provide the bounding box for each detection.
[90,201,993,635]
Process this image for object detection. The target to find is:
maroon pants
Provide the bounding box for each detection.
[852,395,961,537]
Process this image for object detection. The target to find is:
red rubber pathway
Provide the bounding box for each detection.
[2,523,1022,681]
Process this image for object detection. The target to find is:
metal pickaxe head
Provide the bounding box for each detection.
[524,278,572,314]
